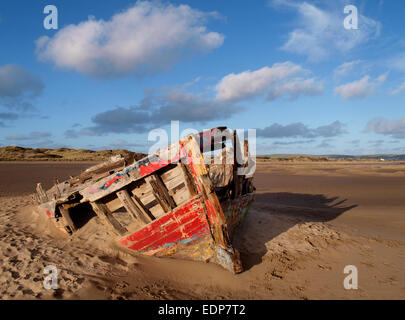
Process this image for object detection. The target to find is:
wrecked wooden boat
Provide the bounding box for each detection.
[32,127,255,273]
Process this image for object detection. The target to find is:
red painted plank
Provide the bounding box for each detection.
[130,217,209,252]
[132,213,204,250]
[204,199,219,225]
[122,197,202,243]
[120,197,211,253]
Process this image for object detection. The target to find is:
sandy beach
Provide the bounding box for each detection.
[0,161,404,299]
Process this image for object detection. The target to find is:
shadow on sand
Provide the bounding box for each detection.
[234,192,358,271]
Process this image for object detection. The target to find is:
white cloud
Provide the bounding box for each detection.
[365,117,405,139]
[272,1,381,62]
[334,60,362,78]
[267,77,323,101]
[334,74,387,99]
[215,62,323,102]
[391,81,405,95]
[35,1,224,77]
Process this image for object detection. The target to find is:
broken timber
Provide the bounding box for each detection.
[32,127,255,273]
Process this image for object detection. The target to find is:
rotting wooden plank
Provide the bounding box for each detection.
[180,163,198,197]
[116,189,151,225]
[197,128,233,153]
[138,192,156,207]
[79,139,189,203]
[104,196,124,213]
[169,183,190,206]
[160,166,184,190]
[131,181,155,204]
[31,193,41,205]
[119,197,208,252]
[189,132,233,251]
[149,205,166,219]
[129,192,155,222]
[90,201,127,236]
[36,183,48,203]
[130,182,161,217]
[185,135,233,250]
[232,130,242,199]
[54,179,61,198]
[59,205,76,232]
[244,139,249,161]
[145,174,176,213]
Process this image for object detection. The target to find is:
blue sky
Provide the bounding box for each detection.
[0,0,404,155]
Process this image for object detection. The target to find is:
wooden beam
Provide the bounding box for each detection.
[132,193,155,221]
[36,183,48,203]
[31,193,40,205]
[51,179,61,200]
[180,163,198,196]
[59,205,76,232]
[232,131,241,199]
[116,189,151,224]
[244,139,249,161]
[145,174,176,212]
[90,201,127,236]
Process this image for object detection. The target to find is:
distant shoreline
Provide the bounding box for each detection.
[1,145,404,162]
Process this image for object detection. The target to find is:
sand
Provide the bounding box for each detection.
[0,161,404,299]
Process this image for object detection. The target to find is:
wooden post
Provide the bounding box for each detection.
[59,205,76,232]
[180,163,198,196]
[54,179,61,198]
[90,201,127,236]
[244,139,249,162]
[117,189,151,224]
[232,131,241,199]
[36,183,48,203]
[145,174,176,212]
[132,193,155,221]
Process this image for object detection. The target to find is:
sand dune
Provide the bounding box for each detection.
[0,161,404,299]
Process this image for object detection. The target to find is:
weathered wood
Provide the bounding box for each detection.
[104,196,124,213]
[90,201,127,236]
[149,203,165,219]
[160,166,193,206]
[53,179,61,198]
[117,189,151,225]
[232,131,241,199]
[180,163,198,196]
[160,166,184,189]
[59,205,76,232]
[169,184,190,207]
[197,127,233,153]
[244,139,249,162]
[31,194,40,205]
[206,148,234,188]
[145,174,177,212]
[79,151,177,203]
[130,192,155,222]
[36,183,48,203]
[130,182,162,219]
